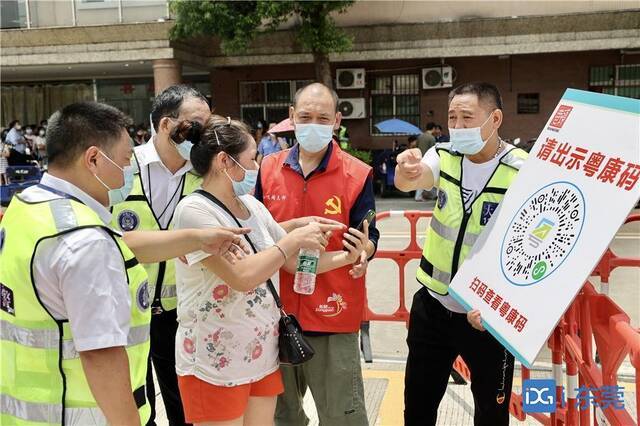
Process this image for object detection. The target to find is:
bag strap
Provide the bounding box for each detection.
[193,189,284,310]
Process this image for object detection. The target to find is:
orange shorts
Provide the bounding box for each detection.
[177,369,284,423]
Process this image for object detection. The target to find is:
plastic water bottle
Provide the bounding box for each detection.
[293,248,319,295]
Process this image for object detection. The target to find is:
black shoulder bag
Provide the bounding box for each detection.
[193,189,314,365]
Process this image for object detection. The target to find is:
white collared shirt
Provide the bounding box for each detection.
[21,173,131,352]
[135,139,193,229]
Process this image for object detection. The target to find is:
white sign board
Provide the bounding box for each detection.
[449,89,640,368]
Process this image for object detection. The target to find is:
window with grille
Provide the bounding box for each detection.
[239,80,312,127]
[517,93,540,114]
[589,64,640,99]
[370,74,420,135]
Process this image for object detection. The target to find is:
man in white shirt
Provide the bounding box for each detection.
[5,120,26,154]
[0,102,150,425]
[0,101,251,425]
[111,85,210,425]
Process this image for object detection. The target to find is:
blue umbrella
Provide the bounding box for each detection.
[374,118,422,135]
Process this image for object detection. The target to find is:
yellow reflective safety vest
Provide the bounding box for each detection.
[0,193,151,425]
[417,143,528,295]
[111,154,202,312]
[338,126,349,149]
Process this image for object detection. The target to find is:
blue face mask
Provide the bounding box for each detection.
[449,112,496,155]
[225,156,258,196]
[294,122,334,153]
[173,139,193,161]
[94,151,137,206]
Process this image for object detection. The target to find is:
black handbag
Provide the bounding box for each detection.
[194,190,315,365]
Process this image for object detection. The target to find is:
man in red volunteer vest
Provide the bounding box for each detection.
[256,82,379,426]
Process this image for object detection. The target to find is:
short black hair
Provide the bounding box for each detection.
[293,82,339,113]
[448,82,503,111]
[8,120,19,128]
[408,135,418,143]
[435,124,443,130]
[47,102,132,167]
[150,84,209,133]
[426,122,436,131]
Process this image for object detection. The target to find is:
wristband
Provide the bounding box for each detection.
[273,244,288,261]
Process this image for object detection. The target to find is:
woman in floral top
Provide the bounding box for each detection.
[172,116,368,425]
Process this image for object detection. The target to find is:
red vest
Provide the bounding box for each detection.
[260,141,372,333]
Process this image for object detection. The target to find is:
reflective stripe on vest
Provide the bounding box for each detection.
[1,387,147,424]
[417,143,528,295]
[430,215,479,248]
[110,160,202,312]
[1,393,63,424]
[0,319,149,360]
[0,195,151,425]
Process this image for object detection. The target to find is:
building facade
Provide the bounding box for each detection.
[2,0,639,148]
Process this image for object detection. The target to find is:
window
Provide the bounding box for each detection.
[517,93,539,114]
[239,79,312,126]
[1,0,25,29]
[589,64,640,99]
[370,74,420,135]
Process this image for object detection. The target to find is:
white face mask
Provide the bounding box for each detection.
[449,112,496,155]
[294,120,334,153]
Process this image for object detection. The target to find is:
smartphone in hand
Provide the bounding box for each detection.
[355,209,376,232]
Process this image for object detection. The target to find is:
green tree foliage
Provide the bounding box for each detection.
[170,0,355,87]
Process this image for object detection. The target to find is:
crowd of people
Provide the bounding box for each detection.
[0,119,48,183]
[0,119,154,185]
[0,81,526,426]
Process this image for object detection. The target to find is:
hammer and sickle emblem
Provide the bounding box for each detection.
[324,196,342,215]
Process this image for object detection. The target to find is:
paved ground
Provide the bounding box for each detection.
[153,194,638,425]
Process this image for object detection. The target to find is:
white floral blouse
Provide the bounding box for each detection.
[172,192,284,386]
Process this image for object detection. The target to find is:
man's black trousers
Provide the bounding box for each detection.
[404,286,515,426]
[146,309,189,426]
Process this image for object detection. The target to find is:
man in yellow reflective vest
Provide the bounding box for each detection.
[111,85,210,425]
[395,82,528,426]
[0,102,247,425]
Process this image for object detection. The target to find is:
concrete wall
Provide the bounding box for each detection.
[211,50,638,150]
[331,1,638,27]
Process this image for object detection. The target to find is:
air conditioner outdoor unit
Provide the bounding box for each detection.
[338,98,366,119]
[336,68,366,89]
[422,66,454,89]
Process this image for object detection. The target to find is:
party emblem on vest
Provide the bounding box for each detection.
[437,189,448,210]
[315,293,348,317]
[500,181,585,286]
[480,201,499,226]
[0,228,5,254]
[118,210,140,231]
[324,196,342,215]
[137,280,150,311]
